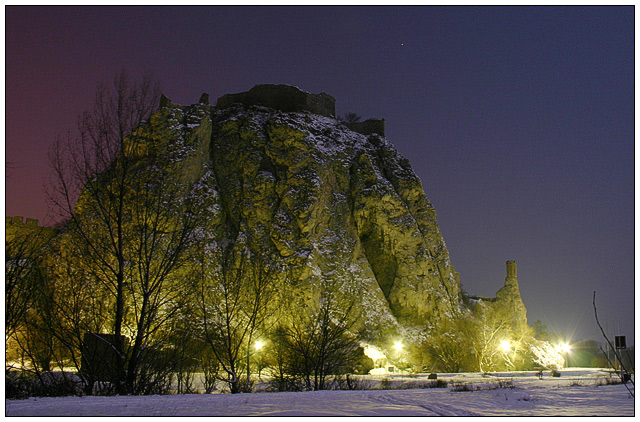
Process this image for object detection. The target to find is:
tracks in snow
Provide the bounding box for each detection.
[370,391,482,416]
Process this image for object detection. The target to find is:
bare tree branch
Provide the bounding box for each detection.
[593,291,634,394]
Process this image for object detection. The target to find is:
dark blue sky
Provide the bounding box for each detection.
[6,6,635,345]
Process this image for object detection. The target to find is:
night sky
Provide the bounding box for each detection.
[5,6,635,346]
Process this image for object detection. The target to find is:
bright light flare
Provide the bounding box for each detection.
[556,343,571,354]
[363,344,386,361]
[255,341,264,351]
[394,341,403,351]
[501,340,511,352]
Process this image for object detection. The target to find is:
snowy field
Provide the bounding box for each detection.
[6,368,634,416]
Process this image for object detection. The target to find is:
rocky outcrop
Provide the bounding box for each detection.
[138,89,462,341]
[14,84,534,350]
[468,260,530,335]
[11,84,542,373]
[495,261,529,331]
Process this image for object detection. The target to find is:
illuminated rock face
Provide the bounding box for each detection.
[102,88,462,341]
[495,261,529,331]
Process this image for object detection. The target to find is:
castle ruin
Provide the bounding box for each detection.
[343,119,386,137]
[215,84,385,137]
[5,216,57,243]
[216,84,336,118]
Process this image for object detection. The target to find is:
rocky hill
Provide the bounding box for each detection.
[145,85,463,342]
[6,84,557,381]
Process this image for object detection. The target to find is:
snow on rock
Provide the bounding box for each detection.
[188,103,463,340]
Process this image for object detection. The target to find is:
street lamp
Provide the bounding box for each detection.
[501,340,515,371]
[255,341,264,351]
[555,343,571,368]
[394,341,403,352]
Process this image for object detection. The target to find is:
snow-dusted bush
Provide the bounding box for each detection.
[526,338,564,370]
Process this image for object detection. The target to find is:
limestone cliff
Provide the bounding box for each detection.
[138,86,462,342]
[49,84,465,349]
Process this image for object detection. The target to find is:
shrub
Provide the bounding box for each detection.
[266,375,306,392]
[428,379,449,388]
[399,379,449,389]
[595,377,623,386]
[331,374,369,390]
[450,382,474,392]
[379,377,393,390]
[450,379,514,392]
[30,372,84,397]
[6,370,31,399]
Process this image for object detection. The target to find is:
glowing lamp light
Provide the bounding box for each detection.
[501,340,511,352]
[394,341,403,352]
[255,341,264,351]
[363,345,386,361]
[556,343,571,354]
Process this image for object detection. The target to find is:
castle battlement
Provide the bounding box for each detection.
[5,216,57,243]
[344,119,385,137]
[6,216,40,227]
[215,84,386,137]
[506,260,517,282]
[216,84,336,118]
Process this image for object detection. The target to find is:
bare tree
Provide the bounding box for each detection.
[194,243,277,394]
[6,160,19,179]
[422,316,475,373]
[48,69,160,359]
[6,228,110,395]
[593,291,634,395]
[467,301,511,372]
[35,251,113,393]
[5,231,46,340]
[122,162,201,394]
[272,287,361,391]
[5,220,63,384]
[45,70,202,394]
[464,299,534,372]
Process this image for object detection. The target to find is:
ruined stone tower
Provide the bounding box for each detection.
[506,260,517,283]
[496,260,528,331]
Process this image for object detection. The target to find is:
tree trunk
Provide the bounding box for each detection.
[114,270,126,394]
[127,292,150,394]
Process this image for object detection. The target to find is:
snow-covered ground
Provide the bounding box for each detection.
[5,368,634,416]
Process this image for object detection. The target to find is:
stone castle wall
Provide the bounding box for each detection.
[506,260,517,282]
[6,216,40,227]
[215,84,387,137]
[5,216,57,244]
[344,119,385,137]
[216,84,336,118]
